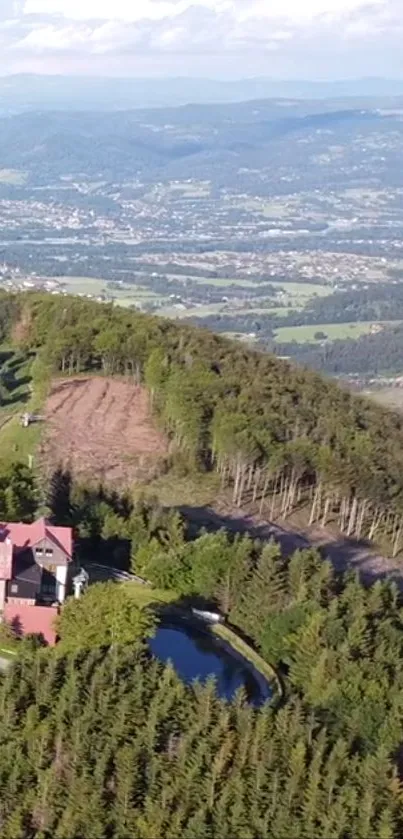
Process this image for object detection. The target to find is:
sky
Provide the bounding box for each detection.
[0,0,402,78]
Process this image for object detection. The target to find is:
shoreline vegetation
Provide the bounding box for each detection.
[123,579,282,702]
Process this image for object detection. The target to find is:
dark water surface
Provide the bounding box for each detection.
[149,621,271,705]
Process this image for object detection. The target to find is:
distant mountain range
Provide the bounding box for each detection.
[1,74,403,112]
[0,102,401,189]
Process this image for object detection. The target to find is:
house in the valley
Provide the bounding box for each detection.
[0,517,74,645]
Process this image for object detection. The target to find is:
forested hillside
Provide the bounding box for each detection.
[2,548,403,838]
[3,291,403,837]
[5,290,403,555]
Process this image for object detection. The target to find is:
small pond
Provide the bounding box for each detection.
[149,620,272,706]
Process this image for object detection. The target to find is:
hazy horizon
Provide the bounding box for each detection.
[1,72,403,82]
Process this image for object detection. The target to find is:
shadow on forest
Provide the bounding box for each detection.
[0,351,14,366]
[5,351,36,371]
[48,466,132,571]
[4,389,30,406]
[6,373,32,392]
[47,467,403,591]
[0,350,33,405]
[78,535,131,570]
[176,504,402,590]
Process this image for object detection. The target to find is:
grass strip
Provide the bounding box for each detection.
[213,622,282,702]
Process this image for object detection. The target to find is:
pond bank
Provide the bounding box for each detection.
[154,602,281,704]
[212,623,282,703]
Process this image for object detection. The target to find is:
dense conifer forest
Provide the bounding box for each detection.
[3,292,403,835]
[2,536,403,837]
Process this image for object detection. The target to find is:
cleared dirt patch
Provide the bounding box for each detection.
[39,377,168,487]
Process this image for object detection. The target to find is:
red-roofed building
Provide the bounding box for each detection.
[0,518,74,645]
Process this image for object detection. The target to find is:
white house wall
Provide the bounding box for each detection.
[56,565,68,603]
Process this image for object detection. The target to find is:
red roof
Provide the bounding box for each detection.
[0,517,73,559]
[3,602,58,645]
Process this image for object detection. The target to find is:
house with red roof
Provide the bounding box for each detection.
[0,518,74,645]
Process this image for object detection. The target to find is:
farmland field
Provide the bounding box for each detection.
[165,274,265,288]
[57,277,164,308]
[274,322,378,344]
[158,303,226,319]
[269,282,332,299]
[57,276,107,294]
[0,168,27,185]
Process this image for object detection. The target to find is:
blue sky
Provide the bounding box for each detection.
[0,0,402,78]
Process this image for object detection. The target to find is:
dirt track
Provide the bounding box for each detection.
[39,377,167,486]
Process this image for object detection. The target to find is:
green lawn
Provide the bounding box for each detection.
[274,322,377,344]
[132,470,221,508]
[0,354,52,468]
[125,582,177,609]
[213,623,281,700]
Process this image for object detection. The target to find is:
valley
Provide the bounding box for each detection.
[0,100,402,401]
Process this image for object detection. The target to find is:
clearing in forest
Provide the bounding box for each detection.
[38,377,168,487]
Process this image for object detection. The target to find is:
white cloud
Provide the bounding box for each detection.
[22,0,388,22]
[23,0,230,21]
[0,0,399,77]
[15,23,90,51]
[235,0,384,22]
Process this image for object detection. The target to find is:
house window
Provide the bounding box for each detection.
[42,584,55,594]
[35,547,43,555]
[11,584,18,593]
[45,549,53,557]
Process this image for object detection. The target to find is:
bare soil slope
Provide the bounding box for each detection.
[39,377,168,486]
